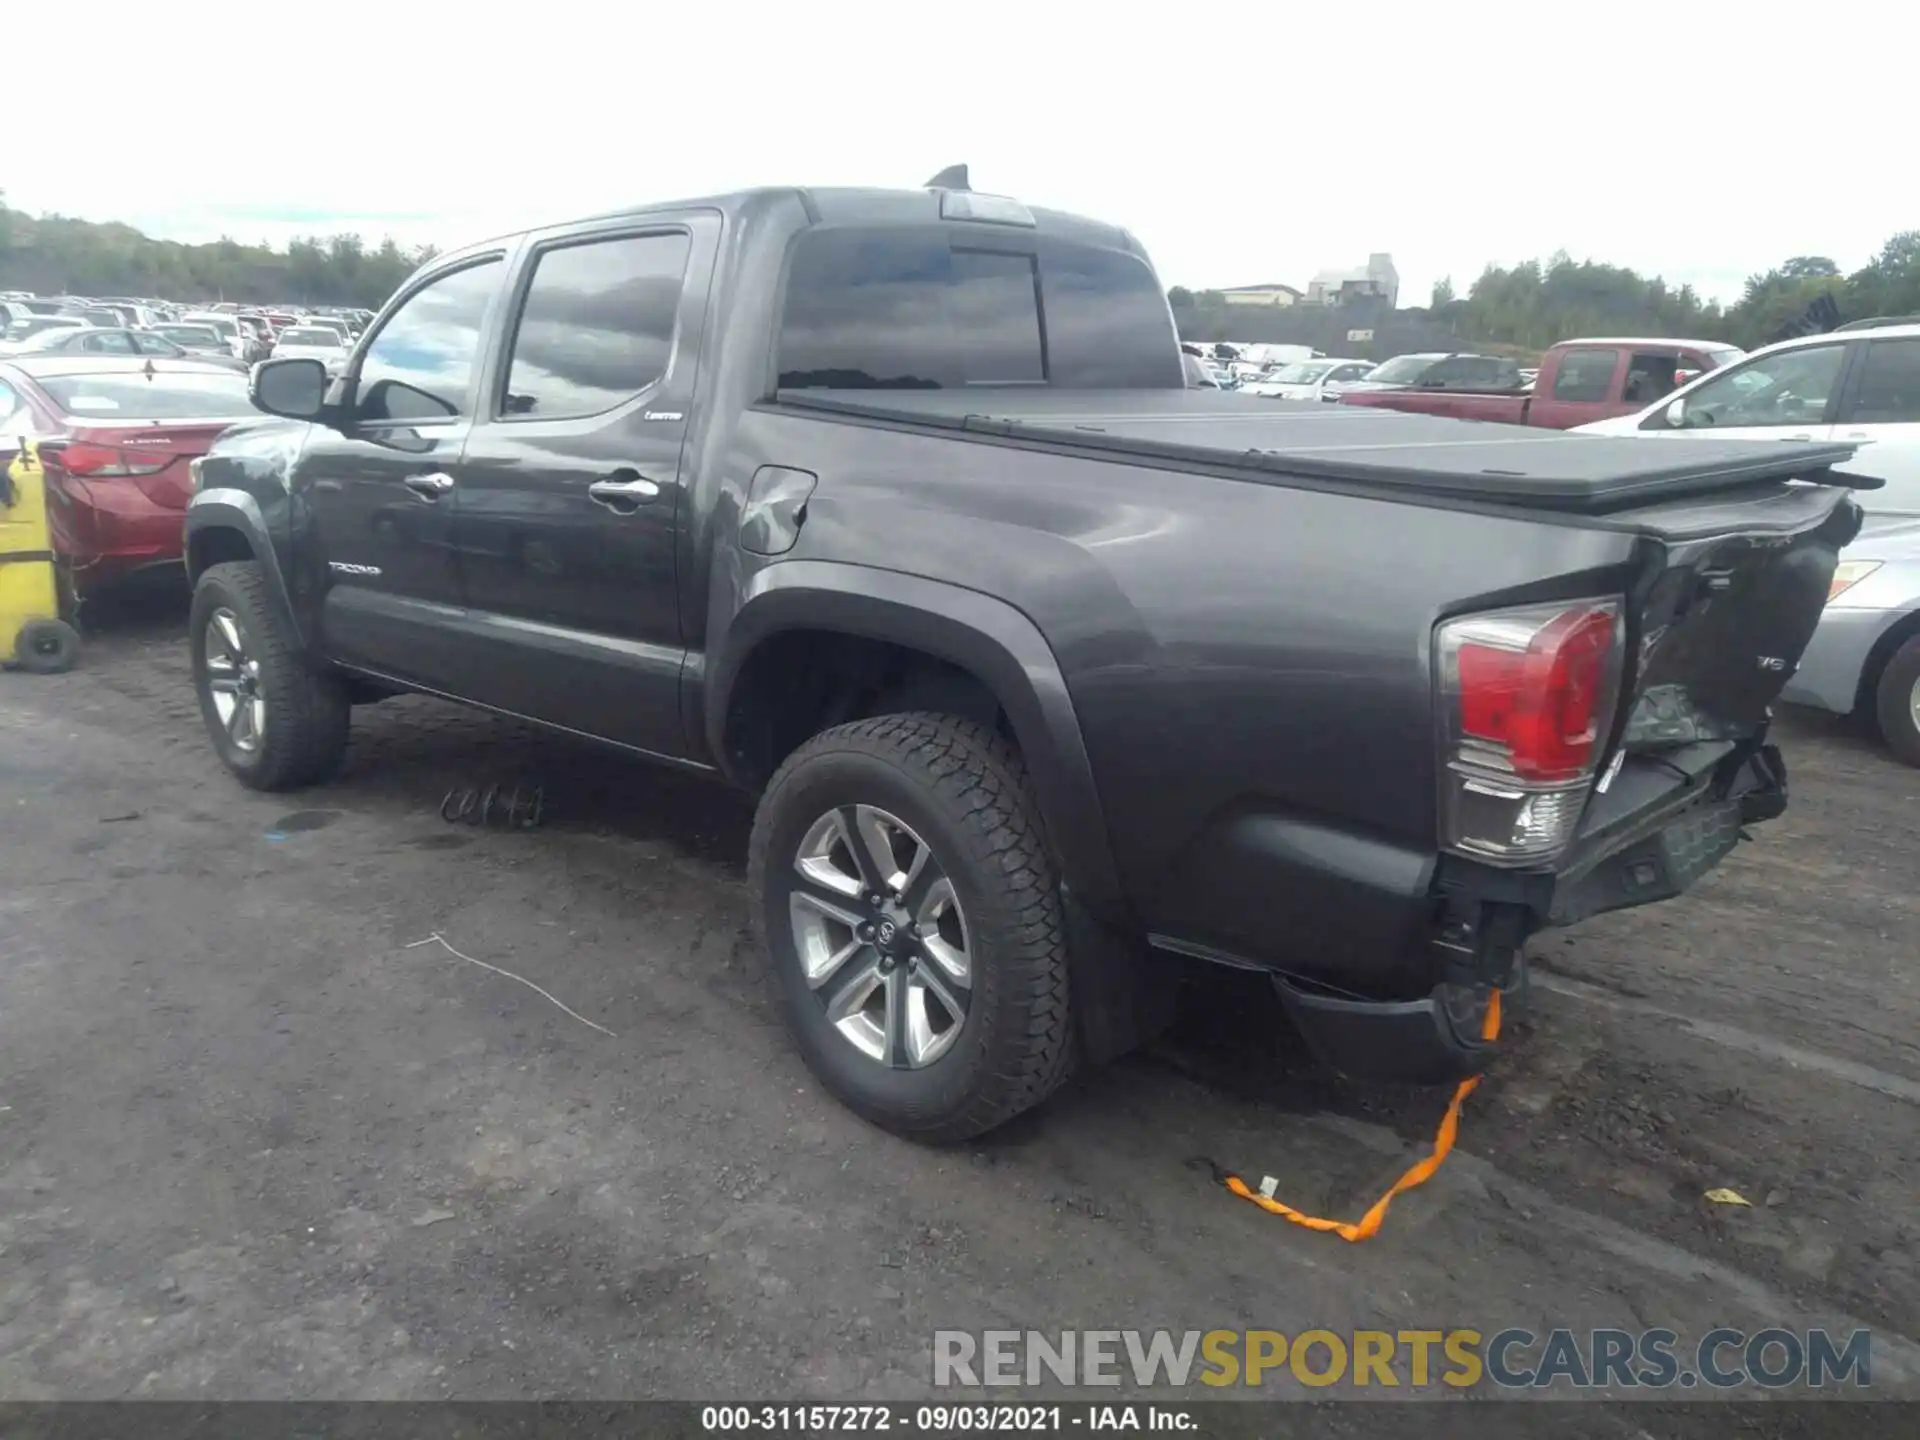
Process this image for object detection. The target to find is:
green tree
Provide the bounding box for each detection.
[0,197,435,308]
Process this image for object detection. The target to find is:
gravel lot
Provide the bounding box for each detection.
[3,589,1918,1429]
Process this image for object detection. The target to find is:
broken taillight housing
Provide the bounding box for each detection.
[1435,599,1624,865]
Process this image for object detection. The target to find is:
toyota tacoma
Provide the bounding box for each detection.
[183,174,1867,1140]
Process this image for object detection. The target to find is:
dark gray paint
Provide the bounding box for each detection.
[186,183,1862,1020]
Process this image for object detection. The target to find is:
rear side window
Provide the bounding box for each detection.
[1552,348,1620,402]
[1845,338,1920,424]
[501,230,691,419]
[777,227,1181,390]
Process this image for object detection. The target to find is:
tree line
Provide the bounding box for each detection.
[0,193,438,308]
[1171,230,1920,357]
[6,192,1917,354]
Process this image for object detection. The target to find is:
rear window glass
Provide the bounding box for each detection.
[39,370,257,419]
[777,226,1181,390]
[157,326,220,344]
[278,328,340,345]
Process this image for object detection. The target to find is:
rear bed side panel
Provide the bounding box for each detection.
[727,408,1640,997]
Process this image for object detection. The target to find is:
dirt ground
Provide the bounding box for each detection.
[3,588,1917,1432]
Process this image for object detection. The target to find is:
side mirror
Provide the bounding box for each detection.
[252,356,328,421]
[1663,396,1687,429]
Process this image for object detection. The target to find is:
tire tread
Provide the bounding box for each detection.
[749,711,1074,1141]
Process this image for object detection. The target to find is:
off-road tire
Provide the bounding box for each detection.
[748,713,1075,1142]
[13,617,80,674]
[1875,634,1920,769]
[190,561,350,791]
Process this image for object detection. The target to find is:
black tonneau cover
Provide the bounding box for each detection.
[775,388,1869,515]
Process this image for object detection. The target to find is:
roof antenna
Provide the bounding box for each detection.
[924,164,970,191]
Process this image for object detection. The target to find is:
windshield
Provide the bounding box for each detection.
[39,370,258,420]
[279,328,342,346]
[1365,355,1443,384]
[1271,361,1338,384]
[156,326,221,346]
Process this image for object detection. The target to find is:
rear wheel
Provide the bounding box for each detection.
[190,561,350,790]
[1875,634,1920,768]
[748,713,1074,1142]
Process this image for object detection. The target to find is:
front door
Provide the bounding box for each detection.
[1654,340,1848,446]
[296,252,511,692]
[449,215,718,758]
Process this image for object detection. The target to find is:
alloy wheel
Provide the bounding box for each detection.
[203,607,266,753]
[787,805,971,1068]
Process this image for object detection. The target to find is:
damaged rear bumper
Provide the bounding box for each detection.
[1272,741,1789,1085]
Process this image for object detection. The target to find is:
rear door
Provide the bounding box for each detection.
[296,250,513,690]
[448,212,719,757]
[1832,335,1920,517]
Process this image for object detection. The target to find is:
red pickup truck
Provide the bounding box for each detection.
[1338,338,1744,428]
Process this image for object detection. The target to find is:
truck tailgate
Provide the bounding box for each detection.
[1602,484,1864,749]
[774,388,1863,515]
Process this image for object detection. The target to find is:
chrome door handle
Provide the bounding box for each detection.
[404,471,456,498]
[588,475,661,506]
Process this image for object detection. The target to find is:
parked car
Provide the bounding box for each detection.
[269,324,352,367]
[0,314,91,350]
[176,312,251,361]
[185,178,1860,1142]
[1575,322,1920,765]
[0,357,260,591]
[0,325,228,364]
[1242,358,1377,401]
[145,323,252,371]
[297,314,354,346]
[1340,339,1744,428]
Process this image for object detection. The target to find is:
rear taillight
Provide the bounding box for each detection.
[1435,599,1624,865]
[42,441,169,477]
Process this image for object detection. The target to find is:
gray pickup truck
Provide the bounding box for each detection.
[183,176,1868,1141]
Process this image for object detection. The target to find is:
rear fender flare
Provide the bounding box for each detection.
[185,489,303,647]
[708,560,1128,920]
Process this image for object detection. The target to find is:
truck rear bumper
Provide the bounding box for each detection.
[1268,742,1788,1085]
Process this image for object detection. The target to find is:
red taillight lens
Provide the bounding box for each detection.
[42,441,169,477]
[1456,605,1616,782]
[1436,599,1624,865]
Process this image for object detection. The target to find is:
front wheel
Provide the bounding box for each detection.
[748,713,1074,1142]
[190,561,350,790]
[1875,634,1920,768]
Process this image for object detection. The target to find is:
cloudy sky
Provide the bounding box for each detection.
[5,2,1906,305]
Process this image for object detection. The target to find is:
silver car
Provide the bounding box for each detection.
[1784,514,1920,766]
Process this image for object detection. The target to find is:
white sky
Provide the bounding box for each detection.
[6,2,1907,306]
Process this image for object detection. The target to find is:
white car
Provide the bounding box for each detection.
[1572,320,1920,515]
[1241,358,1377,402]
[270,325,352,365]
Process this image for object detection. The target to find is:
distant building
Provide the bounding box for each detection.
[1219,283,1302,308]
[1305,254,1399,308]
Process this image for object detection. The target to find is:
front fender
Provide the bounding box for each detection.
[706,560,1128,920]
[185,488,303,647]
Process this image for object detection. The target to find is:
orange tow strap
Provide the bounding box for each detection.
[1211,989,1501,1242]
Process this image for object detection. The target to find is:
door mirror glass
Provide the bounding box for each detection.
[1664,396,1687,428]
[252,356,328,420]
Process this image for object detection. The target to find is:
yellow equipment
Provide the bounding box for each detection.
[2,438,81,673]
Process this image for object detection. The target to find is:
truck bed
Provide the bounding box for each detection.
[774,388,1861,517]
